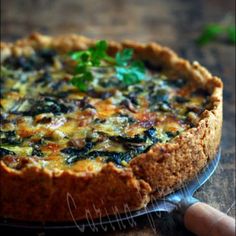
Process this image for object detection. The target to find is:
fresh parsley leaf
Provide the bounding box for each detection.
[89,40,108,66]
[227,25,236,44]
[71,71,93,92]
[95,40,108,51]
[115,48,146,85]
[75,64,87,74]
[69,41,109,91]
[116,67,143,85]
[115,48,133,66]
[196,24,224,45]
[116,60,145,85]
[69,40,146,91]
[69,51,90,61]
[70,40,109,66]
[88,40,115,65]
[131,60,145,71]
[196,23,236,46]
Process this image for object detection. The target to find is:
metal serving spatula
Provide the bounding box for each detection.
[95,148,235,235]
[137,148,235,236]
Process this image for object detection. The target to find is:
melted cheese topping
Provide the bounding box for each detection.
[0,49,210,172]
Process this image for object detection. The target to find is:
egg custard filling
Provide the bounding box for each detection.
[0,42,210,172]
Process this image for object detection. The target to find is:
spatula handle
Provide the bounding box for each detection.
[184,202,235,236]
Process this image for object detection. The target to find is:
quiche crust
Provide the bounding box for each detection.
[0,33,222,221]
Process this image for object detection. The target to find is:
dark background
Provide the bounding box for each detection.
[1,0,235,235]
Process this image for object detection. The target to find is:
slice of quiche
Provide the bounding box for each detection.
[0,33,222,221]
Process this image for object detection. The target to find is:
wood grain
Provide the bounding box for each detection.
[184,202,235,236]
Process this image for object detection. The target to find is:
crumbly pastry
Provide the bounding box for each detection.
[0,33,222,221]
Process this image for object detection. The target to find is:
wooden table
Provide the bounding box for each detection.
[1,0,235,235]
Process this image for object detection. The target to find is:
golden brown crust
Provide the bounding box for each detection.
[0,162,151,221]
[0,33,223,221]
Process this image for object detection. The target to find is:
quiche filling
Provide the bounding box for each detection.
[0,44,210,172]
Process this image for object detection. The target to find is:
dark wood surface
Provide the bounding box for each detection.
[1,0,235,235]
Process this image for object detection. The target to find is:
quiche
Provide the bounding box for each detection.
[0,33,222,221]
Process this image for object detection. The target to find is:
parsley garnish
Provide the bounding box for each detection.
[69,41,146,91]
[115,48,133,66]
[196,23,236,46]
[70,40,114,92]
[115,49,145,85]
[227,25,236,44]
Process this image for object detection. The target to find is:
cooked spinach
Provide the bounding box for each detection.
[31,146,44,157]
[0,147,16,158]
[88,151,129,165]
[0,130,22,145]
[175,96,189,104]
[62,127,158,165]
[150,89,169,103]
[149,88,171,112]
[107,128,158,164]
[35,71,52,86]
[61,142,94,164]
[89,145,147,165]
[166,131,180,138]
[37,49,56,64]
[144,127,157,140]
[79,97,96,110]
[126,92,139,105]
[22,97,74,116]
[10,97,74,116]
[111,134,147,143]
[3,49,56,72]
[50,80,65,90]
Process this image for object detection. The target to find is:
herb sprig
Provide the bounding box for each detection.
[115,49,145,85]
[69,40,146,91]
[196,23,236,46]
